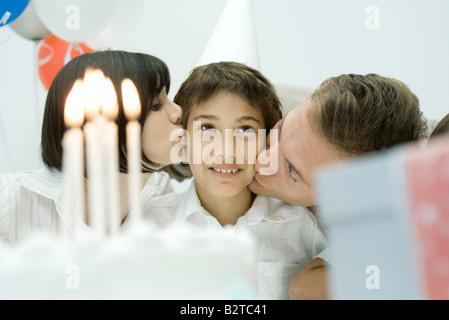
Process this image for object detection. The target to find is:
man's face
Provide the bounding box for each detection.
[248,100,347,207]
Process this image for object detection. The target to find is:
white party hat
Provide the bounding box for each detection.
[198,0,260,69]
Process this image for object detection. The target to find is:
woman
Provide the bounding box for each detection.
[0,50,183,244]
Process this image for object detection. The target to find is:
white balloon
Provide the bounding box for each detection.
[87,0,145,50]
[32,0,119,43]
[8,1,50,40]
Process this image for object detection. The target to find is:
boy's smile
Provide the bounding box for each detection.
[209,165,242,178]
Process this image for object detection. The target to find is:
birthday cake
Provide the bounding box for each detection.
[0,222,257,300]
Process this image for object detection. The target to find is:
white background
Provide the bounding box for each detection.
[1,0,448,174]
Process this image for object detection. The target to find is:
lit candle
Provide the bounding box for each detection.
[62,79,85,240]
[83,69,107,238]
[101,77,121,236]
[121,78,142,225]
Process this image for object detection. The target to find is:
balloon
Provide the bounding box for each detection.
[38,34,94,91]
[32,0,119,43]
[87,0,145,50]
[0,0,30,27]
[8,1,50,40]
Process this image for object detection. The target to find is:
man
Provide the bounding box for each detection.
[248,73,429,299]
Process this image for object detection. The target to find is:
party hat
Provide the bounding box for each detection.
[198,0,260,69]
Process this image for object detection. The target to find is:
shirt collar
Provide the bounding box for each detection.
[18,167,64,201]
[175,180,309,226]
[174,180,210,221]
[140,171,175,203]
[18,167,174,202]
[17,168,179,234]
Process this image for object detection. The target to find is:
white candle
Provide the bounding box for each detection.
[84,69,107,238]
[62,80,85,240]
[121,79,142,225]
[101,77,121,236]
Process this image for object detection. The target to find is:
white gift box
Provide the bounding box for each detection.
[317,136,449,300]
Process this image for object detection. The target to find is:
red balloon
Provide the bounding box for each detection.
[38,34,94,91]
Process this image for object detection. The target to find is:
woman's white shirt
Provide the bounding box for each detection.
[0,167,176,245]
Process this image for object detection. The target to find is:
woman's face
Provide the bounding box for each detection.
[186,91,265,198]
[141,87,183,168]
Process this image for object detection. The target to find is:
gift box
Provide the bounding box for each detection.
[316,135,449,300]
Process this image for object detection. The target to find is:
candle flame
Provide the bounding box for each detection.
[101,77,119,120]
[84,69,105,120]
[64,80,85,128]
[121,79,141,120]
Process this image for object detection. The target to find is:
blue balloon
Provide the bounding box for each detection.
[0,0,30,27]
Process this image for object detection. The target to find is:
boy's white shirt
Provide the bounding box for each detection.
[163,179,330,300]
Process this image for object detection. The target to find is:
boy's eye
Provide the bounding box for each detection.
[200,124,216,131]
[235,126,255,134]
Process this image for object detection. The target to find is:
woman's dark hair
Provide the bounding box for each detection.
[41,50,171,173]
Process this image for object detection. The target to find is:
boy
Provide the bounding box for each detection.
[171,62,328,299]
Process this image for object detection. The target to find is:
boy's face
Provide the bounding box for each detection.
[186,91,265,198]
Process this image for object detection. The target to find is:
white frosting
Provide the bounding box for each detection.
[0,222,257,299]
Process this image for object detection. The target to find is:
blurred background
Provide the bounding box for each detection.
[1,0,448,173]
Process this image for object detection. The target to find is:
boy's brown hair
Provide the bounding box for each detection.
[308,73,428,155]
[174,61,282,131]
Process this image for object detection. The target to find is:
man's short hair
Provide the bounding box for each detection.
[308,73,428,155]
